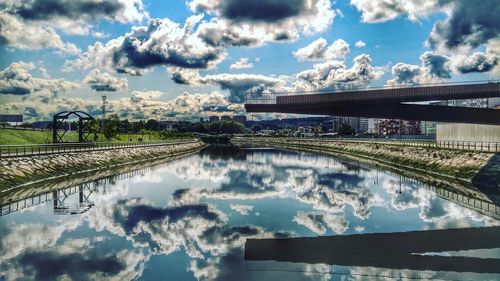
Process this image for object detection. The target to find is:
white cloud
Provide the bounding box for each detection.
[229,58,254,69]
[63,15,227,76]
[0,61,80,96]
[293,211,348,235]
[0,0,148,53]
[294,54,383,91]
[350,0,440,23]
[189,0,335,44]
[355,40,366,48]
[229,204,254,215]
[0,12,80,54]
[293,38,350,61]
[84,69,128,92]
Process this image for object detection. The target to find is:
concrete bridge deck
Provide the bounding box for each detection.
[245,82,500,125]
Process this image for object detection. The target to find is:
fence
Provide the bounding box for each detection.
[0,139,199,158]
[271,137,500,153]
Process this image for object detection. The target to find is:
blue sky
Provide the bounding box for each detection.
[0,0,499,121]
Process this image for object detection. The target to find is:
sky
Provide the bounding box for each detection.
[0,0,499,121]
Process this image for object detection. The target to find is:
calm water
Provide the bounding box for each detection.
[1,146,499,280]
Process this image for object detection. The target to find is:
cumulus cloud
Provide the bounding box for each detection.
[0,0,147,53]
[63,15,227,75]
[0,12,80,54]
[2,0,147,23]
[355,40,367,48]
[189,0,335,44]
[487,39,500,76]
[0,87,241,121]
[293,38,350,61]
[427,0,500,51]
[351,0,499,53]
[199,73,285,103]
[84,69,128,92]
[388,49,499,85]
[350,0,440,23]
[130,90,162,103]
[229,58,254,69]
[387,51,451,85]
[450,52,499,74]
[0,61,79,96]
[294,54,383,91]
[293,38,350,62]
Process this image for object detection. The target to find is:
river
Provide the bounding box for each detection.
[1,146,499,280]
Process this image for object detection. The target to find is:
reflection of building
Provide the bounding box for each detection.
[209,116,220,122]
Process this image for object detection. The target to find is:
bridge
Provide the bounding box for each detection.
[245,81,500,125]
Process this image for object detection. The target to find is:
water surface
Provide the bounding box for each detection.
[1,146,499,280]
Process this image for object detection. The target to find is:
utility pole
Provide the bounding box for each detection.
[101,94,107,132]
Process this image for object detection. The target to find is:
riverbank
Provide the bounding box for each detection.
[232,137,500,188]
[0,140,205,191]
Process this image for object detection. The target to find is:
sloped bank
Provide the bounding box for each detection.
[232,137,500,189]
[0,140,205,191]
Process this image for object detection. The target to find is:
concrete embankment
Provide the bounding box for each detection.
[0,140,205,190]
[232,137,500,188]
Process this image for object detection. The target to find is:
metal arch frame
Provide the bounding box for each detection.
[52,111,95,143]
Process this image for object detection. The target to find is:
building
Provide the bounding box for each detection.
[209,116,220,122]
[0,114,23,125]
[437,123,500,142]
[367,118,378,134]
[32,121,52,129]
[489,97,500,109]
[377,119,421,136]
[221,115,232,121]
[358,117,369,133]
[233,115,247,123]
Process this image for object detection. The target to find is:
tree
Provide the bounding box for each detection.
[338,123,355,135]
[219,121,244,134]
[88,119,100,141]
[119,119,131,133]
[103,115,120,141]
[251,124,262,132]
[145,119,159,131]
[194,122,208,133]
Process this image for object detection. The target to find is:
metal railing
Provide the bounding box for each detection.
[0,139,199,158]
[245,79,500,104]
[247,137,500,152]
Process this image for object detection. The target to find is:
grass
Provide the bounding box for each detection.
[0,129,169,145]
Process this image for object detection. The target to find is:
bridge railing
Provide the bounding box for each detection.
[245,80,500,104]
[0,139,199,158]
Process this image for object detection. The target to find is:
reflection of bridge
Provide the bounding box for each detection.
[0,183,98,216]
[0,167,147,217]
[245,82,500,125]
